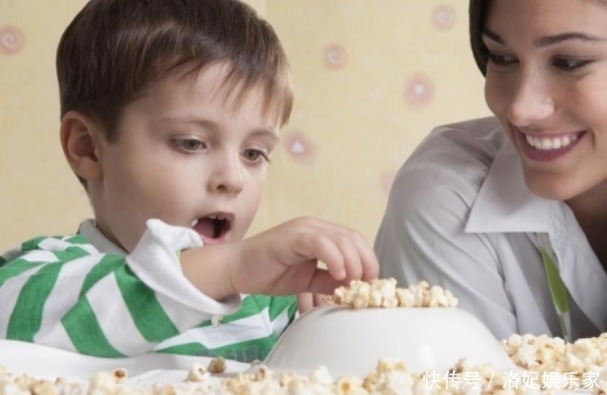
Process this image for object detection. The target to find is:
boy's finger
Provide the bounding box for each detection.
[358,242,380,282]
[324,228,378,282]
[313,293,330,307]
[335,237,363,281]
[305,269,345,295]
[298,234,346,281]
[297,293,315,313]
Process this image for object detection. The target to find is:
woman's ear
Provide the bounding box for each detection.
[60,111,103,181]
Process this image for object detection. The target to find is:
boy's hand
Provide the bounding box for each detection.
[231,217,379,296]
[297,293,330,313]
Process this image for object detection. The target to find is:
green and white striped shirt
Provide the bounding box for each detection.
[0,219,297,362]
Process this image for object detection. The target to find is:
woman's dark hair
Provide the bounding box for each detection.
[469,0,488,76]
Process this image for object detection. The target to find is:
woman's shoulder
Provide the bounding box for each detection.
[410,116,506,169]
[389,116,507,214]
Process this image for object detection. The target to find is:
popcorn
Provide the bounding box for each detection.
[309,366,334,387]
[0,357,555,395]
[211,315,223,328]
[335,376,365,395]
[186,358,228,382]
[89,370,124,392]
[331,278,458,309]
[186,362,210,382]
[112,368,128,381]
[7,308,607,395]
[502,332,607,390]
[207,357,227,374]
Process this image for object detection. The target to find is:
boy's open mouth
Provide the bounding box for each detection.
[191,214,233,241]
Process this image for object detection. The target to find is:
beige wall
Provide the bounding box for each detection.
[0,1,490,250]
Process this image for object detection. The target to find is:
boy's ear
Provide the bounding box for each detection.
[60,111,103,181]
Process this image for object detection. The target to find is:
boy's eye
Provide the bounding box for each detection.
[552,57,593,71]
[173,138,205,153]
[242,149,269,163]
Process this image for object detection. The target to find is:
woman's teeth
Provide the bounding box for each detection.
[525,133,578,151]
[190,219,198,227]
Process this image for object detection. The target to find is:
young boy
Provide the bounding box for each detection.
[0,0,378,362]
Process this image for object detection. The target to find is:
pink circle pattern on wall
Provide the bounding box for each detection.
[0,26,25,55]
[432,5,456,30]
[323,44,347,69]
[283,131,315,164]
[404,74,434,107]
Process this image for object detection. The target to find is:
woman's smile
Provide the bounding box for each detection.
[515,128,586,162]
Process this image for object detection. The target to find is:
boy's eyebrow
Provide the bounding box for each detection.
[251,129,280,143]
[482,28,604,47]
[242,127,280,144]
[159,116,279,142]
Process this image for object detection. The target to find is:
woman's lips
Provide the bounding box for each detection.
[517,129,585,162]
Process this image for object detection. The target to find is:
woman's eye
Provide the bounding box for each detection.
[173,138,205,153]
[242,149,269,163]
[552,57,593,71]
[486,51,517,68]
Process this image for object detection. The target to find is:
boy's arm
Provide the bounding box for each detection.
[0,217,377,357]
[0,222,240,357]
[181,216,379,301]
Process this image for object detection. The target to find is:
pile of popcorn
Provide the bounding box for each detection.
[0,357,557,395]
[502,333,607,390]
[331,278,458,308]
[8,275,607,395]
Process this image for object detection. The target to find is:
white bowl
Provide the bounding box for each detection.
[264,306,516,377]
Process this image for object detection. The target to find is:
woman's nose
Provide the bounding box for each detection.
[507,68,556,127]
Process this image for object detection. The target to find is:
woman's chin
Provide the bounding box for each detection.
[523,174,580,202]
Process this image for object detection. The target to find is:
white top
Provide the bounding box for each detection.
[0,219,296,361]
[375,116,607,341]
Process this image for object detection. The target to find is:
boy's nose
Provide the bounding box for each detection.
[507,68,556,127]
[209,156,244,194]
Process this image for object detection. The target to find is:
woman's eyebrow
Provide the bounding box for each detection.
[482,28,604,47]
[534,32,604,47]
[482,29,505,45]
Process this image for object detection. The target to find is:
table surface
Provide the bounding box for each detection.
[0,339,250,386]
[0,339,595,394]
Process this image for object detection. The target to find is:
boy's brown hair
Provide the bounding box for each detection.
[57,0,293,143]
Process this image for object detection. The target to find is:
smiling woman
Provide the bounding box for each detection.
[375,0,607,343]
